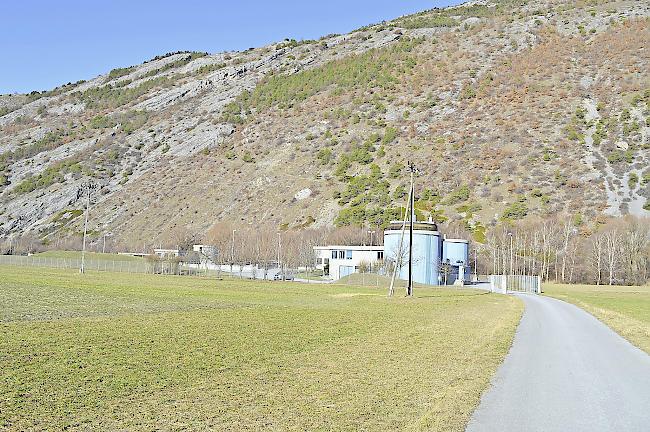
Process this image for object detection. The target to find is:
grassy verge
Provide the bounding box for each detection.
[544,283,650,354]
[1,266,522,430]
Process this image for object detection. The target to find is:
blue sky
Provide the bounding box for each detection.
[1,1,462,94]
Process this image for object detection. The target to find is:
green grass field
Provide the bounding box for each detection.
[1,266,522,431]
[32,250,145,262]
[544,283,650,354]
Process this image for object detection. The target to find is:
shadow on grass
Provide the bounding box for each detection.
[414,291,492,299]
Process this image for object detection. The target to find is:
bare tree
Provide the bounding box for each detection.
[206,221,236,277]
[619,216,650,285]
[589,233,605,285]
[603,226,621,285]
[257,226,276,280]
[325,226,370,246]
[560,220,576,282]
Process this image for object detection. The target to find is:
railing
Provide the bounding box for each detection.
[488,275,541,294]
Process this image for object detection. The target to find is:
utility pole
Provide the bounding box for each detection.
[388,184,412,297]
[80,183,93,274]
[406,161,418,297]
[102,232,112,254]
[367,229,376,282]
[231,229,236,276]
[277,232,282,275]
[509,232,514,276]
[368,230,375,247]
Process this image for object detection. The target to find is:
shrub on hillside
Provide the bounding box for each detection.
[89,115,116,129]
[75,76,174,110]
[607,149,633,164]
[397,15,459,29]
[382,127,398,145]
[13,160,81,195]
[443,185,470,205]
[108,66,135,80]
[316,148,333,165]
[501,198,528,220]
[628,172,638,188]
[226,37,423,112]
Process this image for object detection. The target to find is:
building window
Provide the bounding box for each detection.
[377,251,384,260]
[331,250,337,259]
[338,250,345,259]
[345,250,352,260]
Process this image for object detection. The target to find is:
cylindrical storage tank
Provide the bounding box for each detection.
[383,221,441,285]
[442,239,469,266]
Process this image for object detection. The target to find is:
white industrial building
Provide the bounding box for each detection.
[313,245,384,280]
[193,244,217,257]
[153,248,180,258]
[313,219,471,285]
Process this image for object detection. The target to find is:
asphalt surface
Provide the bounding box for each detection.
[466,293,650,432]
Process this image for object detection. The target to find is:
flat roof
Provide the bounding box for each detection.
[313,245,384,251]
[384,229,440,235]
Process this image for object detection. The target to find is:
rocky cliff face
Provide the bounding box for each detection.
[1,0,648,248]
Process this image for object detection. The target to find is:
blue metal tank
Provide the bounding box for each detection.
[383,221,442,285]
[442,239,470,284]
[442,239,469,266]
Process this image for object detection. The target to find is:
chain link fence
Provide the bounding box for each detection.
[0,255,218,277]
[0,255,495,290]
[488,275,541,294]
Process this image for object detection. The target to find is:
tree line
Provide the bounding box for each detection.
[203,223,380,278]
[2,216,648,286]
[478,216,649,286]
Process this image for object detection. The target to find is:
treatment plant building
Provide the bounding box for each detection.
[314,220,471,285]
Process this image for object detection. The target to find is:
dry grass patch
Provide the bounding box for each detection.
[1,266,521,430]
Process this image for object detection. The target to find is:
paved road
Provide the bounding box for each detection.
[466,294,650,432]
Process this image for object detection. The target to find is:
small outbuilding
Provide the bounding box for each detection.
[313,245,384,280]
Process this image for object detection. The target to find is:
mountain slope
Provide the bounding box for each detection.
[1,0,648,248]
